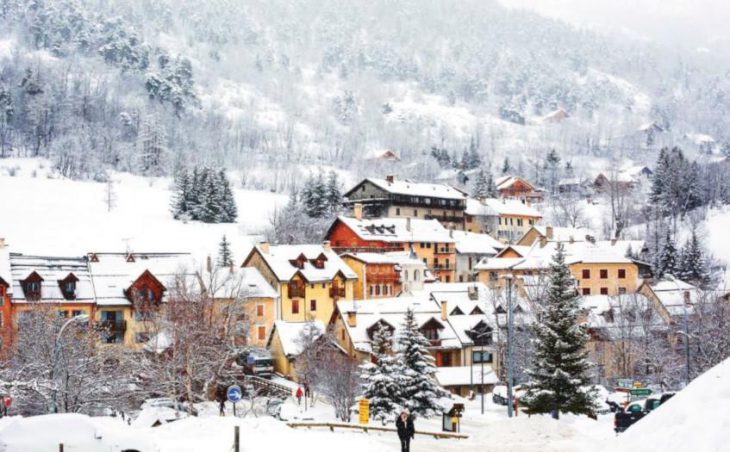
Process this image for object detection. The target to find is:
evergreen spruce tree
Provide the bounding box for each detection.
[396,308,448,418]
[218,169,238,222]
[650,148,669,208]
[678,230,709,287]
[325,170,342,215]
[524,243,595,419]
[655,230,678,278]
[360,323,402,422]
[502,157,511,175]
[217,234,233,267]
[311,172,328,218]
[472,169,490,198]
[170,168,191,219]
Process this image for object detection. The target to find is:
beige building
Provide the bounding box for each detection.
[464,198,542,243]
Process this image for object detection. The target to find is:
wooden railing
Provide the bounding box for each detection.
[243,375,292,399]
[287,422,468,439]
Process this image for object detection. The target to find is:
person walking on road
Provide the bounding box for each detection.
[296,386,303,406]
[395,409,415,452]
[219,398,226,416]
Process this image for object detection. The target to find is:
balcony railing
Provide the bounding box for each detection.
[329,287,346,298]
[288,286,305,299]
[433,247,452,255]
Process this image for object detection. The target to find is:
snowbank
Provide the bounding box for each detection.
[607,357,730,452]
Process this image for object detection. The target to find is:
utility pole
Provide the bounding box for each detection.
[506,273,514,418]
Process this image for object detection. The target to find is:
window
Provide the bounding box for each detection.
[310,299,317,311]
[135,333,150,343]
[618,269,626,279]
[292,299,300,315]
[472,350,493,364]
[600,288,608,295]
[64,281,75,293]
[529,219,534,225]
[414,270,420,281]
[29,282,40,292]
[420,242,425,249]
[413,209,417,216]
[582,288,591,295]
[517,219,523,226]
[582,269,590,279]
[0,313,3,327]
[369,286,375,296]
[600,269,608,279]
[618,287,627,295]
[257,326,266,341]
[256,305,264,317]
[422,328,439,340]
[71,310,82,317]
[375,285,380,296]
[396,208,400,215]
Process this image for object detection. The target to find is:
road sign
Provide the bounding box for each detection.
[227,385,242,403]
[247,355,255,365]
[630,388,652,397]
[358,398,369,425]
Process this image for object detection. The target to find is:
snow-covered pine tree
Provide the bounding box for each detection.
[170,168,191,219]
[360,322,402,422]
[650,147,669,209]
[524,243,595,419]
[472,169,490,198]
[325,170,342,215]
[218,234,233,267]
[678,230,709,287]
[655,230,678,278]
[218,169,238,222]
[396,308,448,418]
[502,157,511,175]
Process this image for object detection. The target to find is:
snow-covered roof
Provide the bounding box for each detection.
[336,216,455,243]
[435,366,498,387]
[467,198,542,218]
[357,177,467,200]
[685,133,715,145]
[362,149,400,161]
[251,244,357,283]
[89,252,197,306]
[532,226,593,243]
[580,294,668,336]
[451,231,502,255]
[206,266,277,300]
[273,320,325,357]
[649,277,700,317]
[341,252,400,265]
[336,296,461,354]
[475,239,645,272]
[9,254,95,303]
[495,176,535,191]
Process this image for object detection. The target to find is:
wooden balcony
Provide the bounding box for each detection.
[288,286,305,299]
[329,287,346,298]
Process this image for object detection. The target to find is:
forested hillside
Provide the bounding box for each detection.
[1,0,729,190]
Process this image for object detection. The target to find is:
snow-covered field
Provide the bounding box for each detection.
[0,159,286,260]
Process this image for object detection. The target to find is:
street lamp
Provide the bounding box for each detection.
[503,273,515,419]
[51,314,89,413]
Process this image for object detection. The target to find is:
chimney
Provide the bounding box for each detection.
[539,236,547,248]
[449,228,454,239]
[347,311,357,328]
[323,240,331,251]
[353,203,363,220]
[406,217,411,232]
[0,237,5,249]
[441,300,448,321]
[259,241,270,254]
[385,175,395,184]
[546,226,554,239]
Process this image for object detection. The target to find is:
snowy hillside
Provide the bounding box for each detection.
[0,158,285,259]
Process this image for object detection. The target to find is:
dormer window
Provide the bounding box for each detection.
[289,253,307,269]
[22,272,44,301]
[58,273,79,300]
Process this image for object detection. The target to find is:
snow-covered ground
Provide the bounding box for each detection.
[0,158,286,260]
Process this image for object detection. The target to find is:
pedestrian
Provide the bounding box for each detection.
[304,383,310,399]
[395,409,415,452]
[219,398,226,416]
[296,386,303,406]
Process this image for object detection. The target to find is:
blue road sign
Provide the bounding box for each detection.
[227,385,242,403]
[247,356,255,365]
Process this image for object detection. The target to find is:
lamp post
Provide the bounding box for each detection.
[51,314,89,413]
[504,273,514,418]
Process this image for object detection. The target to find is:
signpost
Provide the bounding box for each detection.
[629,388,652,397]
[228,385,242,416]
[358,398,369,425]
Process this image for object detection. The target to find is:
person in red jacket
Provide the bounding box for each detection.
[296,386,303,406]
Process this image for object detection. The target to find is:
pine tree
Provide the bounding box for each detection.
[217,235,233,267]
[502,157,511,175]
[360,323,402,422]
[325,170,342,215]
[472,169,490,198]
[170,168,191,219]
[396,308,448,418]
[524,243,595,419]
[678,230,709,287]
[218,169,238,222]
[655,230,678,278]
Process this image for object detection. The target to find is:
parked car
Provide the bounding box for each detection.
[614,392,675,432]
[236,348,274,379]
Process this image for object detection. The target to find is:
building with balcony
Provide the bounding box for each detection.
[343,176,468,230]
[340,253,403,300]
[242,242,357,325]
[464,197,543,243]
[326,214,457,282]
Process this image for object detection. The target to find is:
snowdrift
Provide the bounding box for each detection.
[609,357,730,452]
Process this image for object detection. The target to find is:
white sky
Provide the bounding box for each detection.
[499,0,730,50]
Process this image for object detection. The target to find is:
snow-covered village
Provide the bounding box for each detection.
[1,1,730,451]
